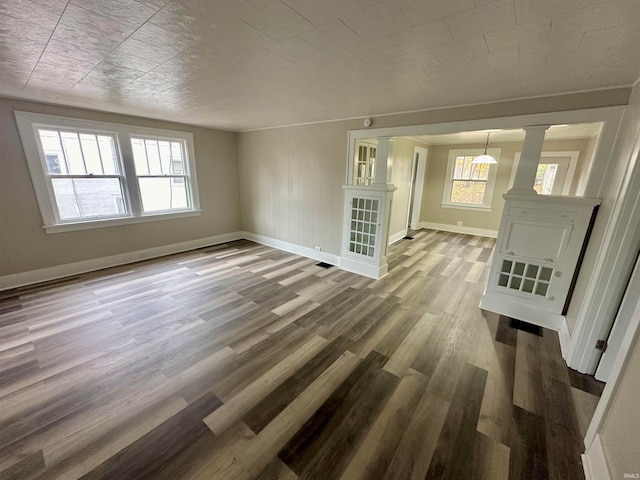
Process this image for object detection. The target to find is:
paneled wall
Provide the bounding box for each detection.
[0,96,241,277]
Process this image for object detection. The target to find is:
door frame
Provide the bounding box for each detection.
[409,146,428,230]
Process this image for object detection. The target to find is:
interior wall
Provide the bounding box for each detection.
[570,134,600,196]
[238,122,346,255]
[0,96,241,277]
[238,90,628,256]
[599,314,640,478]
[388,138,427,242]
[418,138,590,232]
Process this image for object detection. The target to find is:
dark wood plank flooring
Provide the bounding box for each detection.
[0,229,603,479]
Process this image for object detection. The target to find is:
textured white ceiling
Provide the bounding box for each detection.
[414,122,602,144]
[1,0,639,131]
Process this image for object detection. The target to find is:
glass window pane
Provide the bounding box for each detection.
[158,141,172,175]
[138,177,189,213]
[145,139,162,175]
[514,262,525,275]
[540,267,553,281]
[38,129,66,174]
[97,136,119,175]
[79,134,104,175]
[131,138,149,175]
[451,180,486,204]
[170,142,185,175]
[52,178,126,219]
[453,157,464,179]
[60,132,86,174]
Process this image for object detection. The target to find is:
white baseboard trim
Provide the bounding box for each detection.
[559,320,572,360]
[420,221,498,238]
[582,434,610,480]
[479,293,567,332]
[339,256,387,279]
[241,231,341,267]
[0,232,243,291]
[388,230,407,245]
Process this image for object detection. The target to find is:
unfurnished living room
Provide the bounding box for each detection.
[1,1,640,479]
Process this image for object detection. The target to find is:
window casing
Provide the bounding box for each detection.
[442,148,500,211]
[15,112,200,233]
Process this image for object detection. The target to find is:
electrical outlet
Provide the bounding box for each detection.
[457,221,463,226]
[314,246,322,252]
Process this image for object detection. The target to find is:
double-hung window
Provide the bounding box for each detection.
[442,148,500,211]
[15,112,200,233]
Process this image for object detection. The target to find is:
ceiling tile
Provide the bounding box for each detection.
[242,1,315,41]
[281,0,362,26]
[395,0,475,27]
[47,23,121,64]
[59,4,138,42]
[484,19,551,52]
[390,20,454,53]
[444,0,516,39]
[70,0,159,27]
[514,0,600,25]
[341,0,413,40]
[28,51,98,90]
[0,0,66,26]
[130,22,195,55]
[114,38,179,64]
[149,2,218,39]
[1,0,639,130]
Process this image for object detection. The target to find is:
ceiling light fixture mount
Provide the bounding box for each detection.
[472,132,497,164]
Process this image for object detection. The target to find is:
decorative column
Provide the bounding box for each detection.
[340,137,396,279]
[482,124,601,355]
[508,125,550,194]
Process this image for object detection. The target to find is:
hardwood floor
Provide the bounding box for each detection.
[0,229,604,480]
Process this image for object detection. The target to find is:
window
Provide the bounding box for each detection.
[442,148,500,211]
[15,112,200,233]
[354,141,377,186]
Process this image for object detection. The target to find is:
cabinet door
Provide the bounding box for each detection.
[500,218,572,263]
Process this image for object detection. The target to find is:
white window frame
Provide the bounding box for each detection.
[353,140,378,186]
[15,111,201,234]
[441,147,501,212]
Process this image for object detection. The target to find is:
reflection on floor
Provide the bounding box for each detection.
[0,229,603,479]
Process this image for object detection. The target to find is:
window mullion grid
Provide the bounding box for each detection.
[119,133,143,217]
[75,132,89,175]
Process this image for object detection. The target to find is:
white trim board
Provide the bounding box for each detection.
[420,221,498,238]
[0,232,244,291]
[582,435,610,480]
[1,231,343,292]
[388,230,408,245]
[241,232,341,267]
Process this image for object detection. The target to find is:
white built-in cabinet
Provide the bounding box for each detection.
[480,193,601,330]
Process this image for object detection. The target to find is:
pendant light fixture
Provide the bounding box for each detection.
[472,132,497,164]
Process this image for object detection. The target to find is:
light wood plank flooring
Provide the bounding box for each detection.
[0,229,604,479]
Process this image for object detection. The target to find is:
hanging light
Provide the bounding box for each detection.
[472,132,497,164]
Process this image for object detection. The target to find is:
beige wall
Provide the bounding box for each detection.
[570,134,599,196]
[238,122,346,255]
[418,138,590,232]
[0,96,241,277]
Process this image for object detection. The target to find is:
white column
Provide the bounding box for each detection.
[374,137,394,185]
[508,125,550,194]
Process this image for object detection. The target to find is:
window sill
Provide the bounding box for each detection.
[440,202,492,212]
[43,210,202,234]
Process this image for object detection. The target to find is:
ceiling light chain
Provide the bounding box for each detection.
[472,132,498,164]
